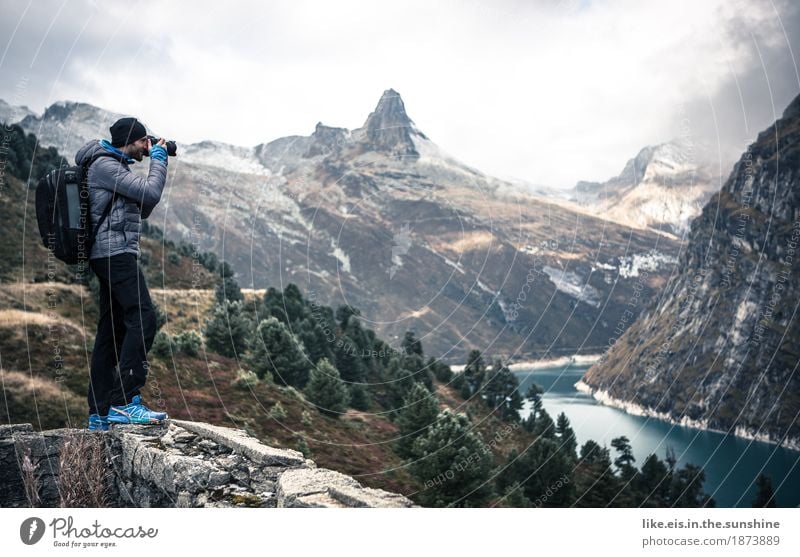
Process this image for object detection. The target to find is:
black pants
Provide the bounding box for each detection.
[88,254,157,415]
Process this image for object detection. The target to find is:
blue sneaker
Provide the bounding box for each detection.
[87,414,109,431]
[107,395,168,424]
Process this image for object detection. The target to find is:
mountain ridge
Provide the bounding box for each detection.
[3,90,682,362]
[580,92,800,449]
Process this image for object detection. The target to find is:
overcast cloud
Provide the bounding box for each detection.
[1,0,798,188]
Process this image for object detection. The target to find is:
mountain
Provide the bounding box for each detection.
[0,108,719,509]
[0,98,35,125]
[580,93,800,449]
[571,138,723,235]
[4,90,682,362]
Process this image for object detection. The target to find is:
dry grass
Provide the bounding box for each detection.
[150,288,215,332]
[58,432,109,508]
[445,231,497,253]
[1,368,78,401]
[0,282,86,297]
[19,443,41,507]
[0,309,85,335]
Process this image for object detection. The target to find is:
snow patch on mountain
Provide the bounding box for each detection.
[330,238,352,274]
[542,265,601,307]
[182,141,271,176]
[617,250,677,278]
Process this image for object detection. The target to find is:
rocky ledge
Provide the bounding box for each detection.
[0,420,416,508]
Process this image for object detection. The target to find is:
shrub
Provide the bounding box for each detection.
[232,368,259,389]
[175,330,202,356]
[269,401,288,420]
[151,331,176,359]
[304,358,349,418]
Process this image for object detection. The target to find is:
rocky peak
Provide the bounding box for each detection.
[610,137,713,190]
[356,88,427,158]
[304,121,350,158]
[782,93,800,120]
[16,100,126,157]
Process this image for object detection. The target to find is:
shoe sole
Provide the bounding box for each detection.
[108,407,168,424]
[107,416,167,424]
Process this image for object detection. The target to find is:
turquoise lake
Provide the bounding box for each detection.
[513,364,800,507]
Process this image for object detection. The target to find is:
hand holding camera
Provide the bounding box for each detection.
[146,135,178,157]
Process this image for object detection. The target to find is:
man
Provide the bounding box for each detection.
[75,117,170,430]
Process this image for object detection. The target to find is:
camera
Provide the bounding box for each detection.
[146,135,178,157]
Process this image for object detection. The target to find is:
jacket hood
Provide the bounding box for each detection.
[75,139,131,166]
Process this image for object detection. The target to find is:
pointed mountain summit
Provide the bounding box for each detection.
[356,89,427,158]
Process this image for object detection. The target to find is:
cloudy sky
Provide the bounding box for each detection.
[1,0,799,188]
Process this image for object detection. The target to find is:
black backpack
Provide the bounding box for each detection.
[35,152,114,265]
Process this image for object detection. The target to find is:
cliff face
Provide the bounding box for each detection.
[581,94,800,449]
[0,421,416,508]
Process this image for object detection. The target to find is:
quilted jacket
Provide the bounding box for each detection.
[75,139,167,259]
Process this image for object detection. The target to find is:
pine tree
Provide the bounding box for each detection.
[262,286,286,323]
[636,454,671,507]
[335,304,360,328]
[203,300,251,358]
[248,317,310,387]
[214,262,243,304]
[501,482,534,507]
[611,436,637,480]
[401,352,433,391]
[532,408,556,439]
[521,382,544,433]
[483,360,523,422]
[669,464,714,507]
[296,317,335,364]
[555,412,578,461]
[518,438,575,507]
[453,373,472,400]
[347,383,371,411]
[429,357,453,382]
[574,440,620,507]
[394,382,440,458]
[334,332,368,384]
[383,356,418,412]
[462,349,486,395]
[304,358,349,418]
[408,410,493,507]
[401,331,423,356]
[752,473,777,507]
[281,283,308,324]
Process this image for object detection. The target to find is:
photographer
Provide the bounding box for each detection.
[75,117,171,429]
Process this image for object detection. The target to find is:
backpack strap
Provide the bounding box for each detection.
[82,151,118,245]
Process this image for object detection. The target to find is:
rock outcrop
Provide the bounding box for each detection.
[581,93,800,449]
[0,421,416,508]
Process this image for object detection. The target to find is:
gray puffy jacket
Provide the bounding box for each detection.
[75,140,168,260]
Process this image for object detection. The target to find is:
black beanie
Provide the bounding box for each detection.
[110,117,147,147]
